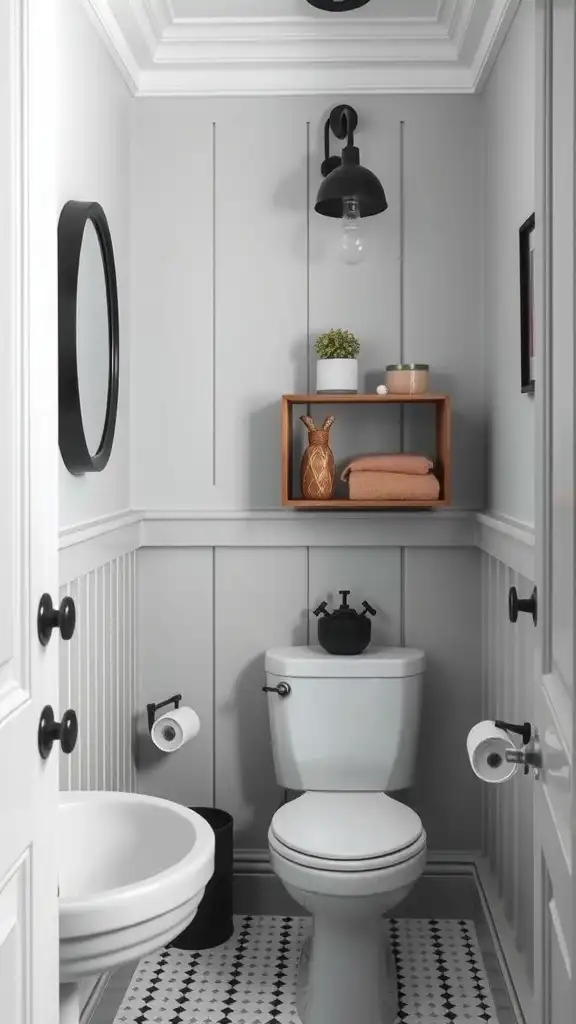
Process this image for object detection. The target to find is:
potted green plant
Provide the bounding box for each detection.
[315,328,360,393]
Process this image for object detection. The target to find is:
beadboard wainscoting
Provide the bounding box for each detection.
[58,531,138,794]
[477,536,536,1021]
[135,541,483,855]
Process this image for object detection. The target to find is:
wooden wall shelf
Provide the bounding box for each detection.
[281,393,452,510]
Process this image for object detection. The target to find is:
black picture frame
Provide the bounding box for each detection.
[58,200,120,474]
[519,213,535,394]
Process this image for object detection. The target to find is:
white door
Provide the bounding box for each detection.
[533,1,575,1021]
[0,1,60,1022]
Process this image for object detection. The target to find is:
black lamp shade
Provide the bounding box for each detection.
[307,1,372,10]
[315,146,388,218]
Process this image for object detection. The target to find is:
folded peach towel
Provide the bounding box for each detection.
[341,454,433,479]
[347,470,440,501]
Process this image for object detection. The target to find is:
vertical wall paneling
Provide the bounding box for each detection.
[136,548,214,808]
[130,103,215,509]
[486,555,497,872]
[214,547,308,850]
[480,551,489,855]
[132,97,485,512]
[404,547,483,852]
[305,121,311,395]
[59,551,136,794]
[212,121,217,488]
[503,567,517,923]
[120,554,128,792]
[59,583,72,793]
[481,551,535,990]
[403,100,485,506]
[110,558,119,793]
[215,102,308,510]
[495,559,505,899]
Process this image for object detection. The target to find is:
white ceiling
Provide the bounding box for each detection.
[84,0,521,96]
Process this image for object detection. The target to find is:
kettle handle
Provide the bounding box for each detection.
[313,601,329,617]
[361,600,377,617]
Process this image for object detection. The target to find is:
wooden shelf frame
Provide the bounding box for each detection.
[281,393,452,510]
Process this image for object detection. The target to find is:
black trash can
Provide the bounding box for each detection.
[171,807,234,950]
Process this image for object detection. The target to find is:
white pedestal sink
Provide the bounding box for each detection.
[58,791,215,1024]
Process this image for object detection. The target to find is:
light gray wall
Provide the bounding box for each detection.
[136,543,483,854]
[130,95,486,511]
[483,0,535,526]
[57,0,131,531]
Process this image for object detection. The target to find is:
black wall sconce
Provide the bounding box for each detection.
[315,104,387,264]
[306,1,372,10]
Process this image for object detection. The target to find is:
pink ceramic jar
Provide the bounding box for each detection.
[386,363,429,395]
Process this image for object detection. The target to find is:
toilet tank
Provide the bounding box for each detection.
[264,646,425,792]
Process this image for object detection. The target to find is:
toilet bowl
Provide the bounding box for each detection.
[268,792,426,1024]
[263,645,426,1024]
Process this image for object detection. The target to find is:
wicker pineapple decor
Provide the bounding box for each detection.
[300,415,335,500]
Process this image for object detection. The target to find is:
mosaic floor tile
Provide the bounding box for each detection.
[113,916,502,1024]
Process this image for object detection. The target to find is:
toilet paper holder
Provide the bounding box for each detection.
[147,693,182,734]
[494,719,542,777]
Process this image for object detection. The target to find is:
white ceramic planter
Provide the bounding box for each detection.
[316,358,358,394]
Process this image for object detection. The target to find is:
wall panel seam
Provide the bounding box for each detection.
[212,120,217,488]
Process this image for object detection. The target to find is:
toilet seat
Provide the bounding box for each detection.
[269,829,426,874]
[269,792,424,873]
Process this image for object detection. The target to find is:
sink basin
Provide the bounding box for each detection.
[58,791,215,982]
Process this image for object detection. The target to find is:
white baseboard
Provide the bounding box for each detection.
[80,972,111,1024]
[473,858,532,1024]
[233,847,480,876]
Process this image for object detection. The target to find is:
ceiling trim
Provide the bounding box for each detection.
[82,0,521,97]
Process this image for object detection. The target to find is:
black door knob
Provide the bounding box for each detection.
[37,593,76,646]
[38,705,78,759]
[509,586,538,626]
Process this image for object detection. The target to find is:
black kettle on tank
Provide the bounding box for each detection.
[313,590,377,656]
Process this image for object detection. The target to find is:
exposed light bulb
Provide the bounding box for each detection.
[340,196,364,265]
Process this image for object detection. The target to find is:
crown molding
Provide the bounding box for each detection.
[83,0,521,96]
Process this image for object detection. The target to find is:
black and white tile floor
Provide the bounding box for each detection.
[112,916,501,1024]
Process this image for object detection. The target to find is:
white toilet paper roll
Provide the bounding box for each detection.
[467,721,517,783]
[151,707,201,752]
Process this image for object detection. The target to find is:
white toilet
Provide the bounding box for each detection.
[264,645,427,1024]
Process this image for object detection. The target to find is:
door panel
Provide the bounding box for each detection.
[538,851,573,1024]
[534,1,575,1020]
[0,0,59,1021]
[0,856,30,1023]
[549,0,574,701]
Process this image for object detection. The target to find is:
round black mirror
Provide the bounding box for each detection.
[58,200,119,474]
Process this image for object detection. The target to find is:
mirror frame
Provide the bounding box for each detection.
[58,200,119,474]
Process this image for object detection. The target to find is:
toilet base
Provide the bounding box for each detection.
[283,886,409,1024]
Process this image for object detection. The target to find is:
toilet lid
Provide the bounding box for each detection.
[270,793,423,862]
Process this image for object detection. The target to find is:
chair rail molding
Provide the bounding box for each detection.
[58,508,538,583]
[82,0,521,97]
[475,511,535,579]
[138,508,476,549]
